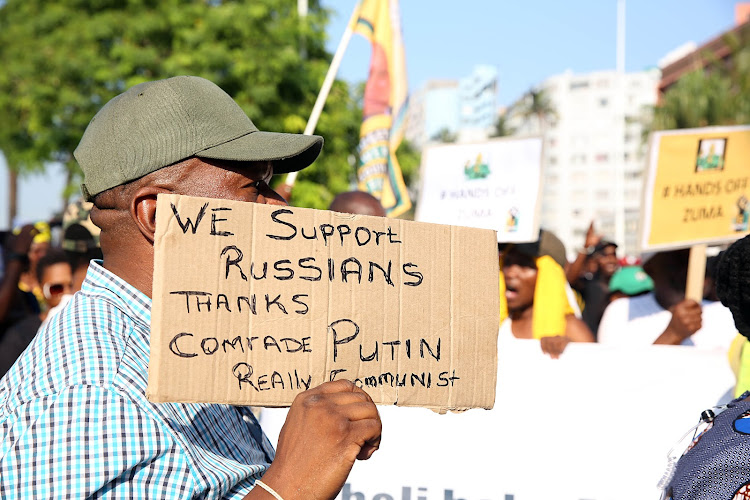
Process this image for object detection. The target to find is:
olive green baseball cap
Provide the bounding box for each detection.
[75,75,323,200]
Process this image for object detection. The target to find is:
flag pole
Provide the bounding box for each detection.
[286,1,363,186]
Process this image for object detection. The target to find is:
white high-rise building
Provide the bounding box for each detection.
[458,65,498,143]
[506,68,661,256]
[404,80,459,150]
[405,66,498,150]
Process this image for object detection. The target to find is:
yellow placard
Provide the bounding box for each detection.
[642,126,750,250]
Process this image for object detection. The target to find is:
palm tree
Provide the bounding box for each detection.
[490,114,516,138]
[430,127,458,143]
[518,88,557,134]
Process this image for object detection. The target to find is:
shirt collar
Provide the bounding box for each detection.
[82,260,152,331]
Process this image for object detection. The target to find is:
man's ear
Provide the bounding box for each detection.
[131,186,172,243]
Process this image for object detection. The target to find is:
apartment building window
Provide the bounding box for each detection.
[573,227,587,238]
[595,153,609,163]
[570,153,586,165]
[570,81,590,90]
[599,97,609,107]
[625,170,641,180]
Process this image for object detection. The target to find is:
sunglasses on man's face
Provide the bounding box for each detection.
[43,282,72,299]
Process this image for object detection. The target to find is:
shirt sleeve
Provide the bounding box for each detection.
[0,384,199,499]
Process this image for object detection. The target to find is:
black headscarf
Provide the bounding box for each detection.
[716,235,750,339]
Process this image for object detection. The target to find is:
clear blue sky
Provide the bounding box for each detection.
[1,0,740,228]
[322,0,738,105]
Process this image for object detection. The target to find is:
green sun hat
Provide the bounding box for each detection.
[609,265,655,296]
[75,76,323,200]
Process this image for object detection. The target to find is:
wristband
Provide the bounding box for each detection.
[5,251,29,264]
[255,479,284,500]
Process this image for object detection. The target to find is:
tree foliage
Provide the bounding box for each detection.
[517,88,557,132]
[490,113,516,138]
[0,0,362,211]
[652,30,750,130]
[394,139,420,189]
[430,127,458,143]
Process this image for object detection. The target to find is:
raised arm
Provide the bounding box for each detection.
[565,221,600,285]
[0,225,37,325]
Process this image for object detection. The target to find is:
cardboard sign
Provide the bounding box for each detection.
[148,194,499,411]
[641,125,750,250]
[415,137,543,243]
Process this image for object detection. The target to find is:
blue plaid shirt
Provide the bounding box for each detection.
[0,261,275,498]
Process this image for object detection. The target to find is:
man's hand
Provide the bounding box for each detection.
[256,380,381,500]
[540,335,570,359]
[8,224,37,256]
[584,221,602,250]
[655,299,702,345]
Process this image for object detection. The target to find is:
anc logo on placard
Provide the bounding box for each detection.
[695,137,727,172]
[733,195,750,232]
[463,153,490,180]
[506,207,519,233]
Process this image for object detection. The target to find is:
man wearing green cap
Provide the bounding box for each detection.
[0,76,381,499]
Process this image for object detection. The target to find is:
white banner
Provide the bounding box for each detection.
[415,137,543,243]
[260,340,735,500]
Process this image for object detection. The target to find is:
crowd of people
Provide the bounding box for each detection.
[5,204,736,370]
[0,74,746,499]
[498,223,740,362]
[0,202,102,376]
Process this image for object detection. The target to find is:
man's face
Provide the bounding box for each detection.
[28,241,50,267]
[596,245,618,277]
[175,158,287,206]
[41,262,74,309]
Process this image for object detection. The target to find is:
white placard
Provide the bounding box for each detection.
[261,340,735,500]
[415,137,543,243]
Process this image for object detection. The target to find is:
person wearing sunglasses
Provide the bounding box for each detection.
[0,249,73,377]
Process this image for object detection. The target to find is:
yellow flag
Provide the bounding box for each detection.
[355,0,411,217]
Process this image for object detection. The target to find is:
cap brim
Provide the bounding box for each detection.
[197,131,323,174]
